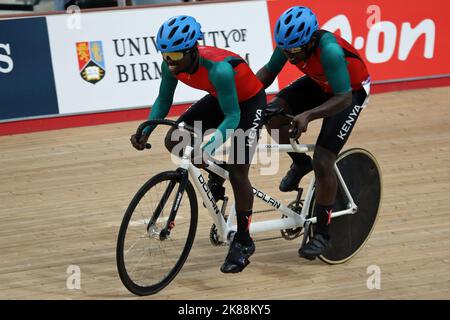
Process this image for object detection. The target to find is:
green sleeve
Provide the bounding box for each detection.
[265,47,287,76]
[143,62,178,135]
[319,33,351,94]
[202,61,241,155]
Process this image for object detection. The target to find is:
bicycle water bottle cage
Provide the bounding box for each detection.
[208,182,225,202]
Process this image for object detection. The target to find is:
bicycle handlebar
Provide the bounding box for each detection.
[135,117,311,154]
[134,119,196,150]
[263,107,308,153]
[136,119,195,139]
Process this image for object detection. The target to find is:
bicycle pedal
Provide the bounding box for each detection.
[300,221,311,248]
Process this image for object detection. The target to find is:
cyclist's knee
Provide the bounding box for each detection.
[164,128,177,152]
[266,99,291,130]
[165,127,192,154]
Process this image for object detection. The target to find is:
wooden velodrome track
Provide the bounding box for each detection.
[1,86,449,300]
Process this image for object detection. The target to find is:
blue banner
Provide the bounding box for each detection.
[0,17,58,121]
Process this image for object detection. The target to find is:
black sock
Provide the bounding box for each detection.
[314,204,333,238]
[234,209,252,246]
[288,152,312,167]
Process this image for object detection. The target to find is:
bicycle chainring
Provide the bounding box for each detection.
[280,200,304,240]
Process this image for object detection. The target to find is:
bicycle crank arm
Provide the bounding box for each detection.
[300,220,312,250]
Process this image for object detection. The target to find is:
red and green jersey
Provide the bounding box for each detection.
[266,30,370,94]
[176,46,263,102]
[146,45,263,155]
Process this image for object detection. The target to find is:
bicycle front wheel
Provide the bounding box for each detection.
[310,148,382,264]
[116,170,198,296]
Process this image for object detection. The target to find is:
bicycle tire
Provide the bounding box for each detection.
[309,148,382,264]
[116,170,198,295]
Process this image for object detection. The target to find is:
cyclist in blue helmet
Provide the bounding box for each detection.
[257,6,371,259]
[156,15,203,52]
[274,6,319,49]
[131,15,267,273]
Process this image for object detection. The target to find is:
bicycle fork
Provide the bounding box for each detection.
[152,168,189,241]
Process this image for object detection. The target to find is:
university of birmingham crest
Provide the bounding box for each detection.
[76,41,106,84]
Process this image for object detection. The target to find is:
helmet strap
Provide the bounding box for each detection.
[306,31,320,55]
[184,45,200,74]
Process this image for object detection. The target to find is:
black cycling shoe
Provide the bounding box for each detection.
[298,233,330,260]
[279,159,313,192]
[220,239,255,273]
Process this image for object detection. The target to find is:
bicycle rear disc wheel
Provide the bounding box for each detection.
[116,170,198,295]
[311,148,382,264]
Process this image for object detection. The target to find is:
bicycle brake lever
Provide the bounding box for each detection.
[290,127,300,139]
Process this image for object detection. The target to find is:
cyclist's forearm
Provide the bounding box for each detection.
[204,94,241,154]
[306,92,352,121]
[257,48,286,89]
[256,66,277,89]
[204,61,242,154]
[143,98,172,135]
[143,63,177,135]
[202,114,240,155]
[266,47,286,74]
[148,97,172,119]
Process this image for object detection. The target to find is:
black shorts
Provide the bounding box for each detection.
[277,76,369,155]
[177,89,267,164]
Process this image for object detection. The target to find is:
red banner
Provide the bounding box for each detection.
[266,0,450,87]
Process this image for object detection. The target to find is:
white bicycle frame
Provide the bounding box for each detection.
[176,127,358,243]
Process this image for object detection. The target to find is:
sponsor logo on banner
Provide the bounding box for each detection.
[0,17,59,121]
[322,15,435,64]
[267,0,450,86]
[46,1,276,114]
[0,43,14,74]
[111,28,250,84]
[76,41,106,84]
[111,36,161,84]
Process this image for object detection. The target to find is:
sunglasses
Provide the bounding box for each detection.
[283,45,308,54]
[162,49,192,62]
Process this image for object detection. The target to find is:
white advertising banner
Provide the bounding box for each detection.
[47,0,278,115]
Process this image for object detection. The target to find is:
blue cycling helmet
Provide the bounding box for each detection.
[274,6,319,49]
[156,15,203,52]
